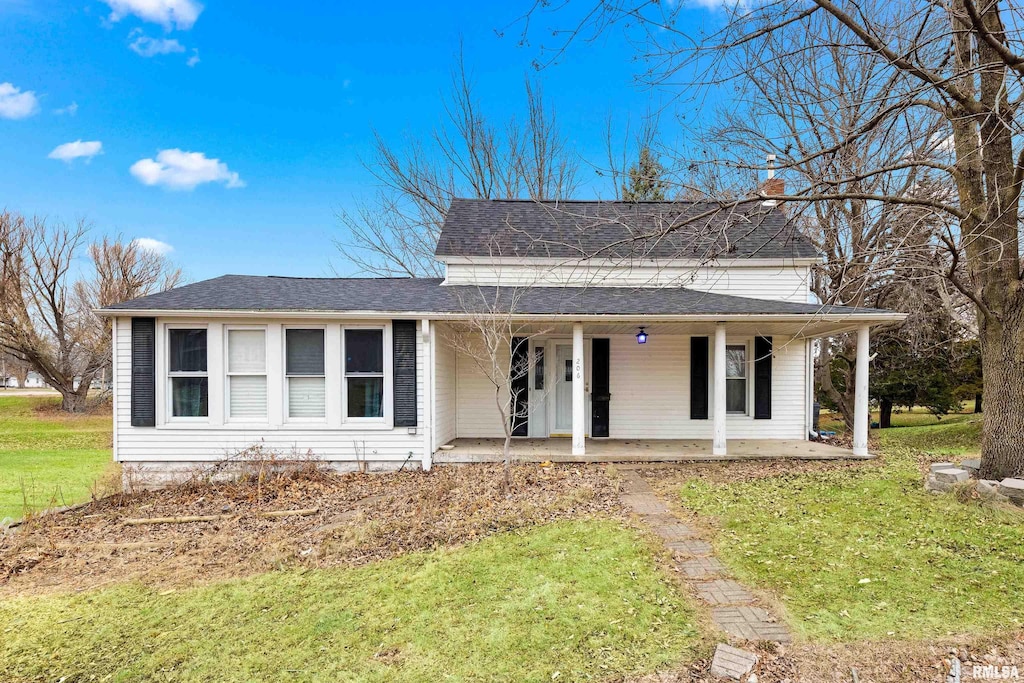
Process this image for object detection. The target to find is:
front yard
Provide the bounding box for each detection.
[671,415,1024,641]
[1,520,700,683]
[0,395,113,523]
[2,397,1021,681]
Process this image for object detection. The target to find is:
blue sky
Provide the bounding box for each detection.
[1,0,717,281]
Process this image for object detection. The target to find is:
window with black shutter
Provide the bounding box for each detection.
[754,336,773,420]
[690,336,709,420]
[130,317,156,427]
[392,321,417,427]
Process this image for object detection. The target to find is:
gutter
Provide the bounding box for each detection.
[96,308,907,324]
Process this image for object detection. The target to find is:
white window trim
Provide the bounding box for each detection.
[725,340,751,416]
[284,325,328,424]
[224,325,269,423]
[165,323,210,423]
[341,324,392,426]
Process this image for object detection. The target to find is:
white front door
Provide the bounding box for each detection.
[553,343,574,434]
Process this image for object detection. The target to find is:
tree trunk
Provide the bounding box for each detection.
[978,311,1024,479]
[502,432,512,493]
[814,348,855,430]
[879,398,893,429]
[13,367,28,388]
[59,389,89,413]
[974,392,982,414]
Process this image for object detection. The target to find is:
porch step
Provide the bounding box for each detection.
[435,452,870,463]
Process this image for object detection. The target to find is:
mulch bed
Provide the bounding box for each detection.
[0,463,623,596]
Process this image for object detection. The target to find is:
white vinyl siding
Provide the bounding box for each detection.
[432,324,458,448]
[452,332,807,441]
[227,328,267,419]
[443,262,813,303]
[113,317,425,465]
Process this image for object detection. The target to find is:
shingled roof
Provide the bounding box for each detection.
[434,198,820,261]
[103,275,893,318]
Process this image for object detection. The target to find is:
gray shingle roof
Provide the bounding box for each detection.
[104,275,892,318]
[434,198,820,260]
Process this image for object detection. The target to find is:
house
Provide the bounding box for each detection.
[99,198,903,485]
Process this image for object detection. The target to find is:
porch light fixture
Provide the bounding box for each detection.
[636,327,648,344]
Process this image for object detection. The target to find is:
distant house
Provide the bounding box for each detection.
[99,199,902,485]
[17,372,46,389]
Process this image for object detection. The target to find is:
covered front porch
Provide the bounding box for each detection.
[427,314,887,465]
[435,437,865,463]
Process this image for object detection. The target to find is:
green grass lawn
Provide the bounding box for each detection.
[678,416,1024,641]
[1,520,701,683]
[0,395,113,523]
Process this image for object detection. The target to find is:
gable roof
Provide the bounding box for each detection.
[102,275,896,320]
[434,198,820,261]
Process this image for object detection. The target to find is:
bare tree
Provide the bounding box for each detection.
[441,286,551,489]
[336,55,580,277]
[0,212,182,412]
[520,0,1024,478]
[1,350,30,388]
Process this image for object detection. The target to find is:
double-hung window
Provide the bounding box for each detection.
[286,329,326,419]
[725,344,748,414]
[227,329,267,419]
[344,328,384,419]
[168,328,208,418]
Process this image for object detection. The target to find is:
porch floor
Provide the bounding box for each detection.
[435,438,866,463]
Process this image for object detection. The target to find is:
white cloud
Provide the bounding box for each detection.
[930,133,956,155]
[102,0,203,30]
[55,101,79,116]
[0,82,39,119]
[129,33,186,57]
[133,237,174,255]
[186,49,200,67]
[48,140,103,163]
[130,149,245,190]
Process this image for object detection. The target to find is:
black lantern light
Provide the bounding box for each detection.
[636,327,648,344]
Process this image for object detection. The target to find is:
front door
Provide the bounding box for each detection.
[553,343,574,434]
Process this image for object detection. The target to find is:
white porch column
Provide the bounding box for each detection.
[421,319,433,472]
[713,322,727,456]
[853,324,870,457]
[572,322,585,456]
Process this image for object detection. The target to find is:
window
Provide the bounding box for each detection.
[286,329,325,419]
[168,328,208,418]
[534,347,545,390]
[344,328,384,419]
[726,344,747,414]
[227,329,267,419]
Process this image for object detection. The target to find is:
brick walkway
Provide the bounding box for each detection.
[618,468,792,644]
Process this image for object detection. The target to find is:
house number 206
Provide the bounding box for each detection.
[575,359,582,379]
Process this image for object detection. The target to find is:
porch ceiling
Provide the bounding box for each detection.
[448,320,872,339]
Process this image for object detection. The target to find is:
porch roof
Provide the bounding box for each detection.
[99,275,901,327]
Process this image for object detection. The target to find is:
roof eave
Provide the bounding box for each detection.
[96,307,906,324]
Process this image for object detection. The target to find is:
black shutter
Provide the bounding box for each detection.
[130,317,156,427]
[392,320,417,427]
[754,336,773,420]
[690,336,709,420]
[591,338,610,437]
[510,337,529,437]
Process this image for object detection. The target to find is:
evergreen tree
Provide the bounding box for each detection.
[622,147,667,201]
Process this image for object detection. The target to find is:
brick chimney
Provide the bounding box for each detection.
[762,177,785,197]
[761,154,784,205]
